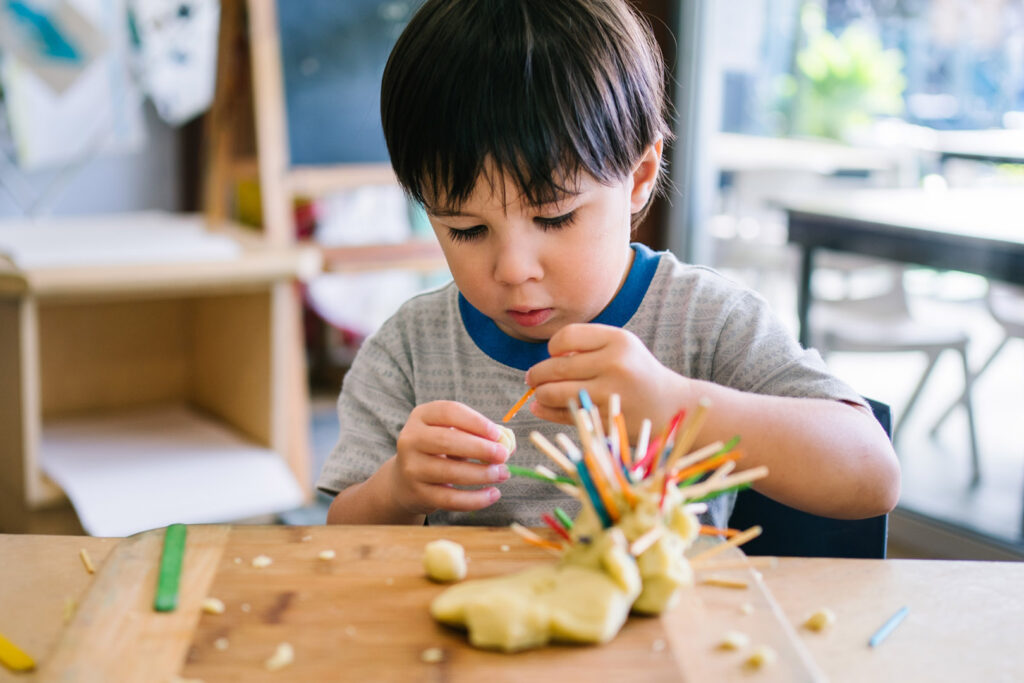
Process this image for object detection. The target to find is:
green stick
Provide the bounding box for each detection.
[553,507,574,530]
[154,523,187,612]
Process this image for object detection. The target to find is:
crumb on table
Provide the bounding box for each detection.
[745,644,777,669]
[718,630,750,651]
[803,607,837,632]
[264,642,294,671]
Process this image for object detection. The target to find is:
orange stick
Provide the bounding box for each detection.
[510,522,563,551]
[583,449,620,522]
[614,413,631,468]
[609,450,637,508]
[502,387,535,423]
[699,525,740,538]
[672,450,743,486]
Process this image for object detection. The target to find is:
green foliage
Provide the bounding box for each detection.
[778,4,906,140]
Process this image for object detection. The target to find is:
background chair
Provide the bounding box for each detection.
[727,397,892,558]
[808,255,980,485]
[931,281,1024,438]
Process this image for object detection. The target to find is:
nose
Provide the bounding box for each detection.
[493,234,542,286]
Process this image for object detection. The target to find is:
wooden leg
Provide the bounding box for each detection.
[797,247,814,348]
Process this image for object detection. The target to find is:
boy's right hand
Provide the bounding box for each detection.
[389,400,511,515]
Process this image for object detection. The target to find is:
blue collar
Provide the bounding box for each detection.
[458,242,660,371]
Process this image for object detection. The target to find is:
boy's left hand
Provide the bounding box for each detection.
[525,323,688,438]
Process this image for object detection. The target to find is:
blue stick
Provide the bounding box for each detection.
[868,606,909,647]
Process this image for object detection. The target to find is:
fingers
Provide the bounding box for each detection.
[415,400,504,443]
[546,322,618,357]
[393,400,513,515]
[416,485,502,513]
[402,453,509,488]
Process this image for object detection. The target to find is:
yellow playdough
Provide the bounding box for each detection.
[497,425,517,454]
[430,485,700,652]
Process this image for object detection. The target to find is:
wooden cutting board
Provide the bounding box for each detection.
[40,525,824,682]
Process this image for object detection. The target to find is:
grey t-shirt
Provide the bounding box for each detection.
[317,244,864,528]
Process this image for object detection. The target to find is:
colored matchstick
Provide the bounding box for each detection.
[154,523,187,612]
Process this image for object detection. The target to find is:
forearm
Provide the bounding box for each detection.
[682,381,901,519]
[326,457,426,525]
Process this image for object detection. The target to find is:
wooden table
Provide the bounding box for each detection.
[781,187,1024,347]
[3,527,1022,682]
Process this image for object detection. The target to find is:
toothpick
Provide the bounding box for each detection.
[665,397,712,470]
[705,460,737,486]
[688,525,763,566]
[78,548,95,575]
[668,440,725,477]
[529,431,577,477]
[555,433,582,462]
[580,410,619,491]
[629,527,664,556]
[554,482,582,499]
[634,419,651,469]
[502,387,535,423]
[509,522,563,552]
[679,465,768,502]
[613,413,631,467]
[700,575,749,589]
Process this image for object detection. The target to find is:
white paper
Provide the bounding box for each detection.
[40,405,305,537]
[0,211,241,268]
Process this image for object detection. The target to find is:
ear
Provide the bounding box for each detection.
[629,138,664,213]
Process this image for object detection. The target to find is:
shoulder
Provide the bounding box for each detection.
[640,250,759,318]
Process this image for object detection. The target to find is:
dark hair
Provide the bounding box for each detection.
[381,0,671,221]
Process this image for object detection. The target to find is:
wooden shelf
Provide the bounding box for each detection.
[317,239,445,273]
[0,213,315,534]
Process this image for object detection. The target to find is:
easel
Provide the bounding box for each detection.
[203,0,443,266]
[200,1,447,506]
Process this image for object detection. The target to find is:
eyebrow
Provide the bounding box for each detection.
[426,206,464,218]
[426,193,584,219]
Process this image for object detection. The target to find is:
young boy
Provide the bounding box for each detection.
[319,0,899,529]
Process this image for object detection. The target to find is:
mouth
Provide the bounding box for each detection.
[507,308,554,327]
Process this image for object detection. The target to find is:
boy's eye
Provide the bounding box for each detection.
[535,211,577,230]
[447,225,486,243]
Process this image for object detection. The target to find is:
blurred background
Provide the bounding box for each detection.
[0,0,1021,560]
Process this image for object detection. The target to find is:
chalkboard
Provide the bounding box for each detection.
[276,0,425,166]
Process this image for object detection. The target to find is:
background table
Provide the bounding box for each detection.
[780,187,1024,347]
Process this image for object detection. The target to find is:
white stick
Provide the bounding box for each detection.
[668,440,726,477]
[679,465,769,502]
[689,525,763,565]
[634,418,651,468]
[529,431,577,476]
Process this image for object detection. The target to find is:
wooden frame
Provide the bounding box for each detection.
[203,0,443,268]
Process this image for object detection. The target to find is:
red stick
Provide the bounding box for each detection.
[542,513,573,543]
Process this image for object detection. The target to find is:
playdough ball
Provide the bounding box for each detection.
[497,425,517,454]
[424,539,467,582]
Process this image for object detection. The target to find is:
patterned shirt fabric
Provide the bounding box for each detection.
[317,244,865,529]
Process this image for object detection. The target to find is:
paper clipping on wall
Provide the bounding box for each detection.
[127,0,220,125]
[0,0,146,171]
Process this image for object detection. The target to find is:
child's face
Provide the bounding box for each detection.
[425,144,661,342]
